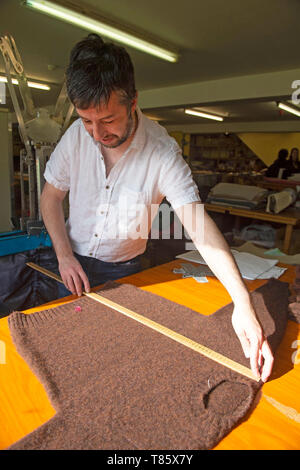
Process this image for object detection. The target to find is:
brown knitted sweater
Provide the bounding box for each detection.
[7,278,292,450]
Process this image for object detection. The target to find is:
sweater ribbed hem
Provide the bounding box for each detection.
[8,308,62,330]
[7,281,121,331]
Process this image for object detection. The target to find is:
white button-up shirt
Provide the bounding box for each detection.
[44,107,200,262]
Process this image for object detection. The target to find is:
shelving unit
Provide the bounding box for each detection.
[185,133,267,201]
[189,133,259,172]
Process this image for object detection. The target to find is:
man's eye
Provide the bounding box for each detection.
[103,120,113,124]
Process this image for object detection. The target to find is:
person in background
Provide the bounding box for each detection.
[266,148,290,179]
[287,147,300,174]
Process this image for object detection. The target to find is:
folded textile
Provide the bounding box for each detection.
[239,224,276,245]
[266,188,297,214]
[7,280,292,450]
[173,262,214,283]
[206,183,268,210]
[208,183,268,202]
[206,197,262,209]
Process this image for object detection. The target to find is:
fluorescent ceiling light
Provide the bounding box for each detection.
[144,114,161,121]
[185,108,224,122]
[0,76,50,90]
[278,102,300,118]
[24,0,178,63]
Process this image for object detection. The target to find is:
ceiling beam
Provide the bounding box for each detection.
[163,120,300,134]
[139,68,300,109]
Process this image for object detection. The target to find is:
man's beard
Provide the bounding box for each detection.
[101,111,136,149]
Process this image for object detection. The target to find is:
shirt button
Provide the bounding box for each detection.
[106,185,109,189]
[94,233,98,237]
[89,252,93,256]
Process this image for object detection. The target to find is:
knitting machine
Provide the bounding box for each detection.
[0,33,74,255]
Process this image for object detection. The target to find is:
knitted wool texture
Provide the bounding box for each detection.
[7,278,291,450]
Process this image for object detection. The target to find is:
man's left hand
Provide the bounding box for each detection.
[231,303,274,382]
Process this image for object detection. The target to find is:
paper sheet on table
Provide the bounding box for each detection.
[176,249,284,280]
[256,265,287,279]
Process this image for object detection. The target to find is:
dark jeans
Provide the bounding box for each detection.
[56,252,142,299]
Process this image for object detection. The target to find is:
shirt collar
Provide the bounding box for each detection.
[128,106,146,150]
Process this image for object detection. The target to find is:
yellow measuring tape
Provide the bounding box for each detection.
[26,262,259,382]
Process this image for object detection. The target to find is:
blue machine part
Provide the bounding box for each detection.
[0,230,52,256]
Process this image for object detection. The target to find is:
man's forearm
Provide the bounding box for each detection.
[41,194,73,261]
[40,183,90,295]
[177,202,273,381]
[179,204,251,306]
[194,213,251,305]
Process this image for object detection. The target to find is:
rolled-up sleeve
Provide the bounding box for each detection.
[158,141,201,210]
[44,135,70,192]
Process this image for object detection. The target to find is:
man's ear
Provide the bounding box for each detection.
[131,92,138,112]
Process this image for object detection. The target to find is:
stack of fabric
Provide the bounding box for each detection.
[206,183,268,210]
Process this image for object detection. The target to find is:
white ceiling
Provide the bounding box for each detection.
[1,0,300,132]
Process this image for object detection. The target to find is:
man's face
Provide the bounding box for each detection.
[76,90,137,149]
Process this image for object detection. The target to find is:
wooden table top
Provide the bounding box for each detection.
[205,202,300,225]
[0,259,299,450]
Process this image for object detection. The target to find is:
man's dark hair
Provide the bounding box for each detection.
[66,34,136,109]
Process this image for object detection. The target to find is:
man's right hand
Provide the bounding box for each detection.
[58,255,91,296]
[40,183,90,296]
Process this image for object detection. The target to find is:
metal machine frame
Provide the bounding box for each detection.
[0,33,73,254]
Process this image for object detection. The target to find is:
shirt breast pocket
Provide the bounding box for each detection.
[118,187,149,240]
